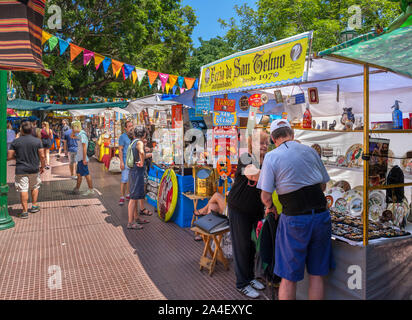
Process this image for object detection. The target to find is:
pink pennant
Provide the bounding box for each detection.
[158,73,169,92]
[180,88,185,94]
[83,49,94,66]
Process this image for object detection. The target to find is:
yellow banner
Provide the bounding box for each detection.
[198,32,312,97]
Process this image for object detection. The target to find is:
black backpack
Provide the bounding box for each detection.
[385,165,404,203]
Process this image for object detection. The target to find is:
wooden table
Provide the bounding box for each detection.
[182,192,211,227]
[191,226,230,276]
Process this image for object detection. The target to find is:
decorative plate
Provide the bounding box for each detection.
[401,151,412,174]
[369,204,383,222]
[333,180,351,192]
[348,195,363,217]
[326,195,333,208]
[353,185,363,193]
[335,198,347,214]
[326,187,345,207]
[311,144,322,157]
[345,144,363,167]
[368,190,385,208]
[326,179,336,191]
[387,200,409,227]
[336,155,346,167]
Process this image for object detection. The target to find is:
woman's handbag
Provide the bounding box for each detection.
[194,211,229,234]
[108,156,121,173]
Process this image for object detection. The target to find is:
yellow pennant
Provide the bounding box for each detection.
[41,31,52,45]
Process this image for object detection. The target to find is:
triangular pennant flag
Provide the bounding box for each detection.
[115,65,123,78]
[102,57,111,73]
[123,64,135,79]
[59,39,70,55]
[158,73,169,92]
[194,78,199,90]
[177,76,184,88]
[185,77,196,90]
[41,31,52,45]
[121,66,126,80]
[168,75,178,88]
[156,79,162,91]
[94,53,105,70]
[135,68,147,85]
[48,36,58,51]
[111,59,124,76]
[172,85,177,95]
[83,49,94,66]
[131,70,137,84]
[70,43,84,62]
[147,70,159,88]
[180,88,185,94]
[165,83,170,94]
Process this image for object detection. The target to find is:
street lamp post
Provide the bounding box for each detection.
[340,27,358,43]
[0,70,15,230]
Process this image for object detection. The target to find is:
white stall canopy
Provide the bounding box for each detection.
[126,94,179,114]
[69,107,130,117]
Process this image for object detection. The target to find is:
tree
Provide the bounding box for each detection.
[15,0,197,100]
[220,0,402,53]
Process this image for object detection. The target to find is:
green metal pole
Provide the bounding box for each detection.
[0,70,15,230]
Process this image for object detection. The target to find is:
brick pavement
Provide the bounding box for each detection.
[0,153,272,300]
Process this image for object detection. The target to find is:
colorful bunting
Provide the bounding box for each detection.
[165,83,170,94]
[168,74,178,88]
[83,49,94,66]
[58,39,69,55]
[147,70,159,88]
[159,73,169,92]
[123,64,135,79]
[185,77,196,90]
[135,68,147,85]
[172,86,177,95]
[177,76,184,88]
[102,57,111,73]
[94,53,105,70]
[48,36,58,51]
[111,59,124,76]
[194,78,199,90]
[70,43,84,62]
[131,70,137,84]
[180,88,185,94]
[41,31,52,45]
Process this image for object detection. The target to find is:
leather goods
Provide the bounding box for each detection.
[194,211,229,234]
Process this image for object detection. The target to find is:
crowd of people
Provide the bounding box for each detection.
[6,115,335,300]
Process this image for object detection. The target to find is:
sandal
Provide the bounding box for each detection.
[136,218,150,224]
[127,222,143,230]
[194,235,202,241]
[140,208,153,216]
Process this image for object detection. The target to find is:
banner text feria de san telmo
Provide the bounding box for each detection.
[198,32,313,97]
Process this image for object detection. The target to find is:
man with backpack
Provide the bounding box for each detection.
[71,120,94,196]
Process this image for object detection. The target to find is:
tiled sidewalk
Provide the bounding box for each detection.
[1,154,271,300]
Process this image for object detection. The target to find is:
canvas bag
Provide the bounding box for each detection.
[126,138,139,169]
[108,157,121,173]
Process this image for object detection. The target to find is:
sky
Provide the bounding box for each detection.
[182,0,257,48]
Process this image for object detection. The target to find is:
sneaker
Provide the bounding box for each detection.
[72,188,80,195]
[82,189,95,196]
[71,176,78,180]
[119,197,125,205]
[17,212,29,219]
[29,205,40,213]
[250,279,265,291]
[125,194,130,201]
[238,285,260,299]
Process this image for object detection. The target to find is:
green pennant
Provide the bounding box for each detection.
[48,36,59,52]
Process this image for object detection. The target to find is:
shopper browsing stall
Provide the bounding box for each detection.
[118,120,134,205]
[63,124,78,179]
[227,129,269,299]
[257,119,334,300]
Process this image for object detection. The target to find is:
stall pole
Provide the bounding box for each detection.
[362,65,370,246]
[0,70,15,230]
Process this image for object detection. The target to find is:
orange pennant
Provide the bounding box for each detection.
[168,74,178,88]
[184,77,196,90]
[94,53,105,70]
[111,59,124,76]
[41,31,52,45]
[70,44,84,62]
[131,70,137,84]
[147,70,159,87]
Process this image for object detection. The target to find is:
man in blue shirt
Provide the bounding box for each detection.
[257,119,334,300]
[118,120,134,205]
[64,124,78,179]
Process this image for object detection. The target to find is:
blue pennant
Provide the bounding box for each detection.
[102,57,112,73]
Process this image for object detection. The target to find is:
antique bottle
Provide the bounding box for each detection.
[391,100,403,129]
[302,104,312,129]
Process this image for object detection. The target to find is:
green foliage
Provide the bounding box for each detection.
[14,0,197,100]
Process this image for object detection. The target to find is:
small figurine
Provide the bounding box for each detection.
[329,120,337,130]
[345,120,354,131]
[312,120,316,129]
[341,107,355,125]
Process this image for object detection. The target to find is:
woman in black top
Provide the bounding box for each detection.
[227,129,269,299]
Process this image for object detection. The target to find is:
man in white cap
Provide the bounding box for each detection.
[257,119,334,300]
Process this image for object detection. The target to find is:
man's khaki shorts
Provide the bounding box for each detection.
[68,152,77,165]
[15,173,41,193]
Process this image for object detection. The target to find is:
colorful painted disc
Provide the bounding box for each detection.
[157,169,178,222]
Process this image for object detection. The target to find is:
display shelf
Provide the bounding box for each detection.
[294,128,363,133]
[370,129,412,134]
[369,182,412,190]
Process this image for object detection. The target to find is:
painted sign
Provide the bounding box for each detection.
[294,93,305,105]
[213,111,238,126]
[171,104,183,129]
[157,169,178,222]
[239,95,249,111]
[248,94,264,108]
[214,98,236,112]
[198,32,312,97]
[213,126,238,165]
[195,96,210,116]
